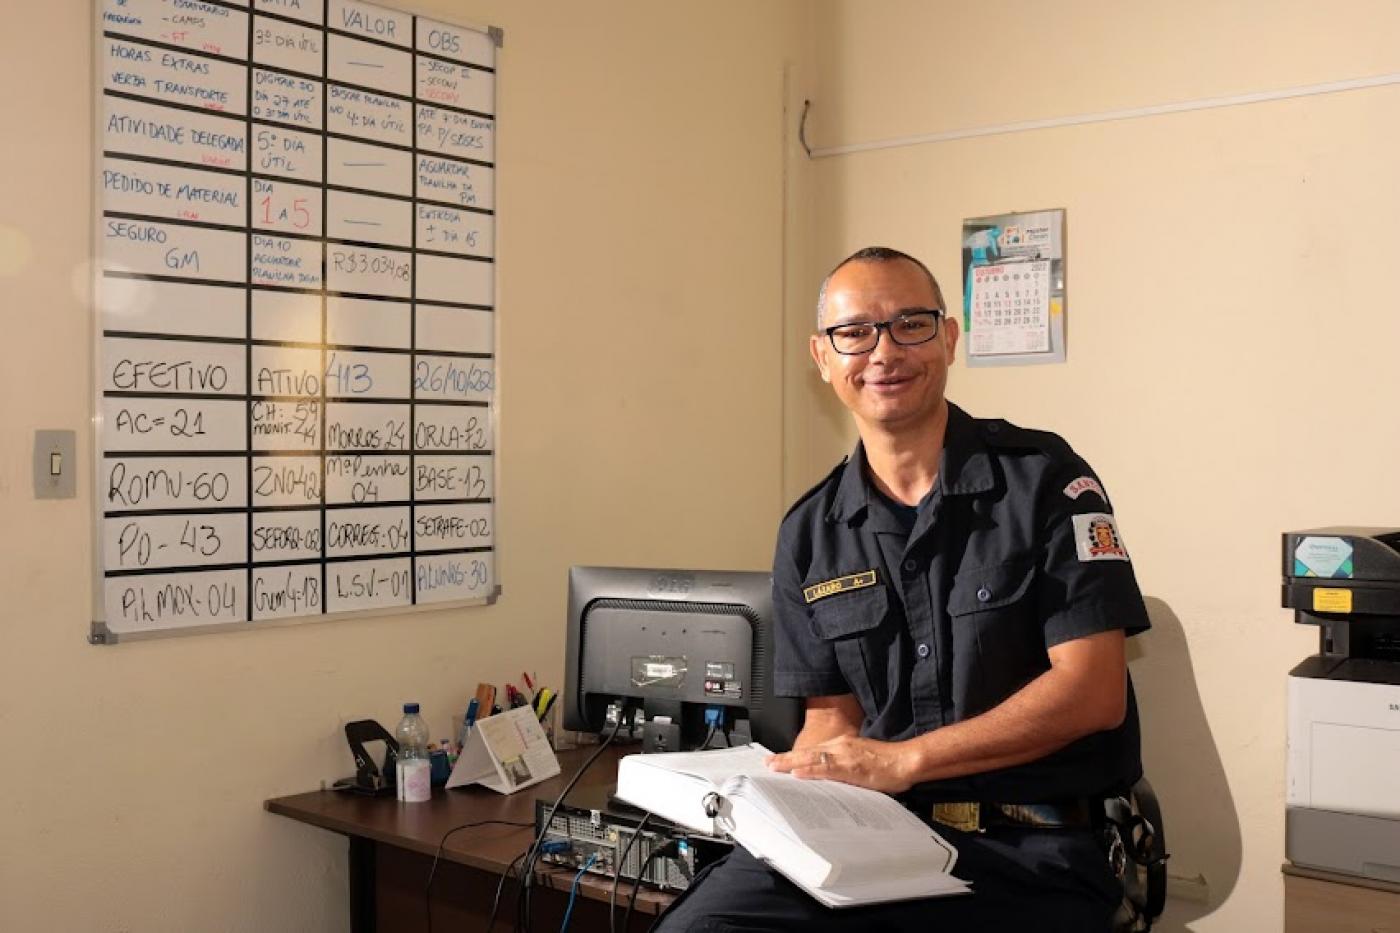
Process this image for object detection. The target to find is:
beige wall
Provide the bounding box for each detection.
[0,2,810,930]
[793,1,1400,930]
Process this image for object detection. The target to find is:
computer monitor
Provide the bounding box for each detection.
[562,566,803,753]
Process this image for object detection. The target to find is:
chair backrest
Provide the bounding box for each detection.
[1105,775,1168,932]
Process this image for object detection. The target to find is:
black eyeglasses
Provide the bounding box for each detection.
[822,309,944,355]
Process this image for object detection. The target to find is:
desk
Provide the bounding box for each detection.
[267,745,676,933]
[1282,863,1400,933]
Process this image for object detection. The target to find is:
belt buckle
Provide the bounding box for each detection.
[932,802,982,833]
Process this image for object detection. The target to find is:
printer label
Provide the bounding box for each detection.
[1312,588,1353,614]
[1294,536,1354,579]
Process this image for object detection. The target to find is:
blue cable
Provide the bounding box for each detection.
[560,853,598,932]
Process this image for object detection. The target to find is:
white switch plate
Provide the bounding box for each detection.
[34,430,76,499]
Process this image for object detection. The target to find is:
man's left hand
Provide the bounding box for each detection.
[765,735,915,793]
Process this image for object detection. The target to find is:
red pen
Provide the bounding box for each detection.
[522,671,536,698]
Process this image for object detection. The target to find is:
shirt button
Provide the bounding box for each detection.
[977,586,992,603]
[916,643,931,659]
[902,559,918,574]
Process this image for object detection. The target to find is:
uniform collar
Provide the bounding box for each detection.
[826,403,996,525]
[939,403,997,497]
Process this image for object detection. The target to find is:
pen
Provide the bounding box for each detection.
[536,689,557,722]
[456,697,480,749]
[522,671,537,700]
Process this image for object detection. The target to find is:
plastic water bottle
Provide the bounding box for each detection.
[394,702,432,803]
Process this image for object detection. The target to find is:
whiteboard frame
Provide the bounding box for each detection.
[89,0,504,644]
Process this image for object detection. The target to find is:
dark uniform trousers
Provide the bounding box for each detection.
[652,825,1119,933]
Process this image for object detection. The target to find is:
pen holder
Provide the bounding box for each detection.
[429,748,452,786]
[543,702,576,752]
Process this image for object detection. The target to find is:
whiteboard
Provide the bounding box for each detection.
[92,0,501,642]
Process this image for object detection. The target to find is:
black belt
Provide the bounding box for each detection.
[928,799,1095,833]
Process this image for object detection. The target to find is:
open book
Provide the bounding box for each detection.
[614,744,970,908]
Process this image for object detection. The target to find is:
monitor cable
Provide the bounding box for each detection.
[517,705,635,932]
[486,845,533,933]
[624,840,681,933]
[608,812,653,933]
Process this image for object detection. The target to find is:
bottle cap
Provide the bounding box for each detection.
[404,702,420,714]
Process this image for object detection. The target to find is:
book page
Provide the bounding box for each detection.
[724,774,956,886]
[625,743,772,785]
[615,748,747,834]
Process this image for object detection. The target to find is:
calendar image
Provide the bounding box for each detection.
[969,260,1051,356]
[960,210,1066,366]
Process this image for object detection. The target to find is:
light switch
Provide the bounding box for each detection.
[34,430,76,499]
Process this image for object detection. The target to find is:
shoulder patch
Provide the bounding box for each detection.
[782,456,848,522]
[1063,476,1106,503]
[1072,513,1130,562]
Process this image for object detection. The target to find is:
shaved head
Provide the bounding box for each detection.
[816,247,944,328]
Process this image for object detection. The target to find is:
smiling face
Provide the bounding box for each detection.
[809,258,960,438]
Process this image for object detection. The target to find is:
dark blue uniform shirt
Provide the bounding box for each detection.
[772,403,1150,805]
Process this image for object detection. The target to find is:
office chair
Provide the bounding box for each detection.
[1105,776,1169,932]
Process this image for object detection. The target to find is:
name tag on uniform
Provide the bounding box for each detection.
[804,570,878,604]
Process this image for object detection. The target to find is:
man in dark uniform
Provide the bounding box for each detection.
[654,247,1150,932]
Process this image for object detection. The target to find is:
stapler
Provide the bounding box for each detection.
[332,720,400,796]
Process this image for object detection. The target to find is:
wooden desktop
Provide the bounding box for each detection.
[266,744,677,933]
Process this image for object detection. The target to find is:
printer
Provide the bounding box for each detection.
[1283,527,1400,882]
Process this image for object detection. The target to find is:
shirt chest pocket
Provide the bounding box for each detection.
[807,585,893,717]
[947,558,1047,714]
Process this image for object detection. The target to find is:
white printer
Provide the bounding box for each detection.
[1284,527,1400,883]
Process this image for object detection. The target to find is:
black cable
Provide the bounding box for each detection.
[425,819,533,933]
[622,842,679,933]
[517,709,633,932]
[486,845,532,933]
[798,99,813,158]
[609,812,653,933]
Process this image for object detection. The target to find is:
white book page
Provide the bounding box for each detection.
[626,743,773,784]
[728,796,970,906]
[724,773,957,886]
[615,744,776,834]
[614,759,719,833]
